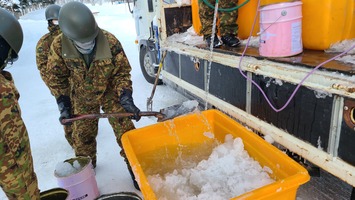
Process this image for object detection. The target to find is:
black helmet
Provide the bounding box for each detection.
[59,2,99,43]
[45,4,61,21]
[0,8,23,56]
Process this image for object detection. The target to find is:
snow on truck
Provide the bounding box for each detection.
[130,0,355,198]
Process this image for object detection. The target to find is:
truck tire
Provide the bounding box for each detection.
[139,45,162,85]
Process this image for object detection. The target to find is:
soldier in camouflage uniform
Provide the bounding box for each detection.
[0,8,41,200]
[46,2,141,190]
[199,0,240,48]
[35,5,74,148]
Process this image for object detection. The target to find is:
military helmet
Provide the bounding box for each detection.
[59,2,99,43]
[0,8,23,55]
[45,4,61,21]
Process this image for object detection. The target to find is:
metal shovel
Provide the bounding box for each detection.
[61,100,199,124]
[146,51,167,111]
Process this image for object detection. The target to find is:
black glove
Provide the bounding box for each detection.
[56,95,72,125]
[119,89,141,122]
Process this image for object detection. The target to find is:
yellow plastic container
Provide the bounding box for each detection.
[122,109,310,200]
[237,0,260,39]
[302,0,355,50]
[192,0,355,49]
[191,0,202,35]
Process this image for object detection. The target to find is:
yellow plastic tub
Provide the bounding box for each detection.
[122,109,310,200]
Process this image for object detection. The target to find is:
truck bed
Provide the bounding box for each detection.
[212,45,355,75]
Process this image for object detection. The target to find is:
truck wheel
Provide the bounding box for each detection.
[139,46,162,85]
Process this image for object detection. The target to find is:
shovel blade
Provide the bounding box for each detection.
[158,100,200,122]
[146,97,153,111]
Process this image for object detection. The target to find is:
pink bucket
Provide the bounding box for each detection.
[259,1,303,57]
[55,157,99,200]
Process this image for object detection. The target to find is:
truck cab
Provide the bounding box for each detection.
[132,0,162,84]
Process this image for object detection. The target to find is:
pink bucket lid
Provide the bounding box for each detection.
[259,1,302,11]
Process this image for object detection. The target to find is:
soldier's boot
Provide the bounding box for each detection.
[204,34,222,48]
[221,34,241,47]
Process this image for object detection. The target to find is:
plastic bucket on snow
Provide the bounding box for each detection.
[259,1,303,57]
[55,156,99,200]
[40,188,69,200]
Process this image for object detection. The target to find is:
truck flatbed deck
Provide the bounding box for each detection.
[213,45,355,75]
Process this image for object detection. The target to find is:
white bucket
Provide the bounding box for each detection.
[259,1,303,57]
[55,157,99,200]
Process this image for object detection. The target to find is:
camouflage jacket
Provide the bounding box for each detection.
[36,25,61,83]
[0,71,24,158]
[46,29,133,102]
[0,70,40,199]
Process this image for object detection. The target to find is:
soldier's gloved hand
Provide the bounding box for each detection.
[56,95,73,125]
[119,89,141,122]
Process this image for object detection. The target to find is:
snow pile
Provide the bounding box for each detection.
[314,89,332,99]
[334,55,355,65]
[167,28,262,48]
[147,134,275,200]
[175,0,191,6]
[55,160,84,177]
[325,39,355,55]
[167,27,205,46]
[263,134,275,144]
[325,39,355,65]
[241,36,260,48]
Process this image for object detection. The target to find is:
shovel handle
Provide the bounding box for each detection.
[61,111,164,124]
[146,51,167,111]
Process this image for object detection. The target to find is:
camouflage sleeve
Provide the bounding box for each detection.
[35,34,50,83]
[45,35,71,98]
[0,72,40,199]
[107,32,133,97]
[0,72,24,154]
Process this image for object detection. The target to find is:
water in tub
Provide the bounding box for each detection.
[145,134,275,200]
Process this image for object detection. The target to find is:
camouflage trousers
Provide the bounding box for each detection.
[63,93,75,148]
[63,123,74,148]
[0,134,40,200]
[198,0,239,36]
[71,90,135,168]
[0,71,40,200]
